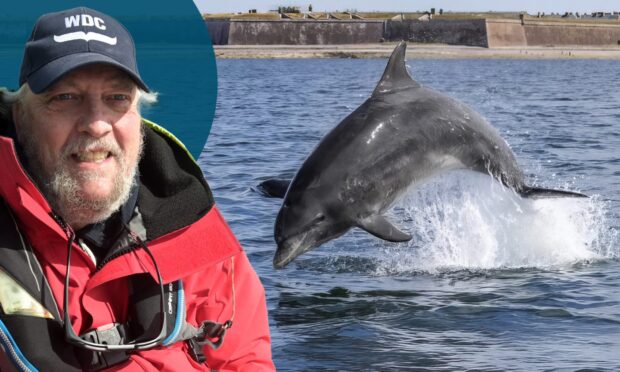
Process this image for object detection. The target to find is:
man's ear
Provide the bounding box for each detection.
[11,101,20,126]
[11,101,25,142]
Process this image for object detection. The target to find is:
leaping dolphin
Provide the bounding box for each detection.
[269,42,586,268]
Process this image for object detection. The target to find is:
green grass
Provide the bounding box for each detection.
[203,11,620,25]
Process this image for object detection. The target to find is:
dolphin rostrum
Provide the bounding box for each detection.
[269,41,586,268]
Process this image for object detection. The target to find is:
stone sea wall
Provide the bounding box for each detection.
[206,18,620,47]
[210,20,384,45]
[385,19,488,47]
[485,20,527,47]
[524,21,620,45]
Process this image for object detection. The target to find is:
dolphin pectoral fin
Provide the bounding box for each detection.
[256,179,291,198]
[357,215,412,242]
[519,186,589,199]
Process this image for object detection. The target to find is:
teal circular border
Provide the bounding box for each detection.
[0,0,216,159]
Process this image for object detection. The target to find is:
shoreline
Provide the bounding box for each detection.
[214,43,620,59]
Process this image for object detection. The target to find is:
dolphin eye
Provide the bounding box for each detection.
[314,214,325,223]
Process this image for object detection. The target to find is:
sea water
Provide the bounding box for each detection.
[204,58,620,371]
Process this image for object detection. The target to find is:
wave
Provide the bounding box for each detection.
[365,172,620,275]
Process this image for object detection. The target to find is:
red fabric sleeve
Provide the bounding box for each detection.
[106,342,207,371]
[199,252,275,371]
[100,201,275,372]
[108,251,275,371]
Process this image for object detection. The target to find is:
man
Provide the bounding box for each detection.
[0,7,274,371]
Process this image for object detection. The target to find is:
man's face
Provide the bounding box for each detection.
[13,64,143,229]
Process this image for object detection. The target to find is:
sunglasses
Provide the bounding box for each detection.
[61,222,167,352]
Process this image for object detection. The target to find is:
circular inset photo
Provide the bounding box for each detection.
[0,0,216,158]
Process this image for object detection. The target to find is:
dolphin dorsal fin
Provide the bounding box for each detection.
[372,41,420,96]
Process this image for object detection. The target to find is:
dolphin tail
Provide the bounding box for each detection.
[357,214,412,242]
[519,186,588,199]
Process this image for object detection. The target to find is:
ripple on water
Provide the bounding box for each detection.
[207,58,620,371]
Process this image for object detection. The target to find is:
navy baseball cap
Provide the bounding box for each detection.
[19,7,149,94]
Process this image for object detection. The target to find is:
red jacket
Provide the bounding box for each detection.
[0,121,275,371]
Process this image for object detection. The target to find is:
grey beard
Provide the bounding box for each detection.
[21,133,143,229]
[46,156,139,228]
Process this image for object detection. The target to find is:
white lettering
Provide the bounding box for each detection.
[65,15,80,28]
[81,14,94,27]
[167,293,174,315]
[94,17,106,30]
[167,283,174,315]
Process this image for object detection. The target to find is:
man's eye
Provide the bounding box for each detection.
[53,93,76,101]
[109,94,130,101]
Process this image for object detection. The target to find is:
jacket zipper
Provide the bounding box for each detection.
[50,212,141,274]
[0,324,35,372]
[95,244,142,272]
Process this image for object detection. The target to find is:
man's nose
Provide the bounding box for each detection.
[77,97,113,137]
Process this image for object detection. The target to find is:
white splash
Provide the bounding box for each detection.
[374,171,618,274]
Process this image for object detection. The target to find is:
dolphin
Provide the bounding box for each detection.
[270,41,586,269]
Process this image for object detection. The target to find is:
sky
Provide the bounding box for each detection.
[193,1,620,15]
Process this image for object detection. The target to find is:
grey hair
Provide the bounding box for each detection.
[0,85,28,104]
[136,89,159,108]
[0,86,25,120]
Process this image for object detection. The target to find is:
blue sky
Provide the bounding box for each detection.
[194,1,619,14]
